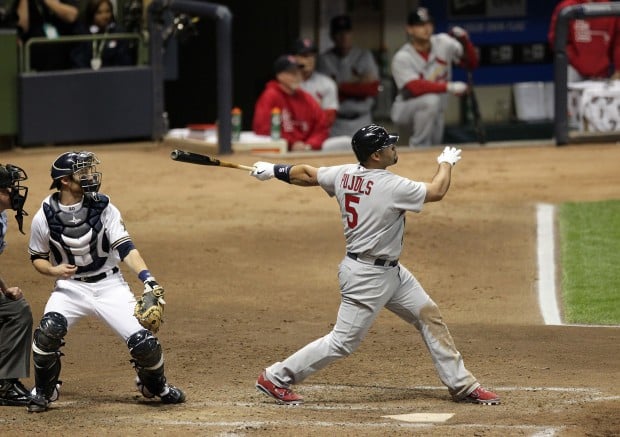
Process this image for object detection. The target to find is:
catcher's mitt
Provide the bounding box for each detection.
[134,283,166,333]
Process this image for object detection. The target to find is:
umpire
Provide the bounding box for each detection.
[0,163,35,406]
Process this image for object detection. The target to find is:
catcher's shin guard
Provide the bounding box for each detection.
[127,329,166,396]
[32,312,67,399]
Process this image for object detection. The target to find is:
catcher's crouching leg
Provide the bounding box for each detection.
[29,312,67,413]
[127,329,186,404]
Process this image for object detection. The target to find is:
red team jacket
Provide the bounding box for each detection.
[252,80,329,150]
[548,0,620,78]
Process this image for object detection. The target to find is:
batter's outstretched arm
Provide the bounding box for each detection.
[425,163,452,203]
[250,162,319,187]
[424,147,462,203]
[288,165,319,186]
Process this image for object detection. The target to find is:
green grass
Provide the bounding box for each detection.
[558,200,620,325]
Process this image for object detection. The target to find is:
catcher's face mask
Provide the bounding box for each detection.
[73,163,102,201]
[50,151,102,201]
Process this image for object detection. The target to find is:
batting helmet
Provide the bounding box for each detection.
[49,151,102,199]
[351,125,399,163]
[0,163,29,233]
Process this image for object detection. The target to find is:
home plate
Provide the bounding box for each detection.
[381,413,454,423]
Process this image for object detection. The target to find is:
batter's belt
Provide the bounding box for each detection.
[74,266,120,283]
[347,252,398,267]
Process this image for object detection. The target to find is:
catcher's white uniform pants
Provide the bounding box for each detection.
[42,272,143,341]
[266,256,478,399]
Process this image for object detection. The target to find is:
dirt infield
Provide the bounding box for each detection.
[1,142,619,436]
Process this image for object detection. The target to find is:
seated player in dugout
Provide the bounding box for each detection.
[293,37,340,132]
[317,14,381,137]
[390,7,478,147]
[252,54,330,152]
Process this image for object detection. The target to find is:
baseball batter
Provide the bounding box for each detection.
[390,7,478,147]
[26,151,185,412]
[250,124,500,406]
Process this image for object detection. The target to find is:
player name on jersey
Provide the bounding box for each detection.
[340,174,374,195]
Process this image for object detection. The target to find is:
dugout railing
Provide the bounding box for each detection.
[19,33,152,146]
[553,2,620,145]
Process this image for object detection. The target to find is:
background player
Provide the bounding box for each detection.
[27,151,185,412]
[249,124,500,406]
[0,163,35,407]
[548,0,620,82]
[294,37,340,130]
[390,7,478,147]
[318,14,380,137]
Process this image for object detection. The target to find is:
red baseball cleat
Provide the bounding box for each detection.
[255,371,303,405]
[461,386,501,405]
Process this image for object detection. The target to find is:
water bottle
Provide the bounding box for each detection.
[270,107,281,140]
[231,107,242,142]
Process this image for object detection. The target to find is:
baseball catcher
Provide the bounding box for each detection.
[27,151,185,413]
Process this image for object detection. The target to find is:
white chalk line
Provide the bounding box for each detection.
[537,203,562,325]
[536,203,619,328]
[42,384,610,411]
[101,418,561,434]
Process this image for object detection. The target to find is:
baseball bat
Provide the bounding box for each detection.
[467,70,486,145]
[170,150,254,171]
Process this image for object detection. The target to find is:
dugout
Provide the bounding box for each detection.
[8,0,233,151]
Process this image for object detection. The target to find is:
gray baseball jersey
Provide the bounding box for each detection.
[319,164,425,259]
[391,33,462,90]
[318,47,380,136]
[300,71,339,111]
[390,33,463,146]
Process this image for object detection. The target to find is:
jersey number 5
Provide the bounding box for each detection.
[345,194,360,228]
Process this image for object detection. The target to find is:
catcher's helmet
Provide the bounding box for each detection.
[0,163,29,234]
[352,124,399,163]
[49,151,102,199]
